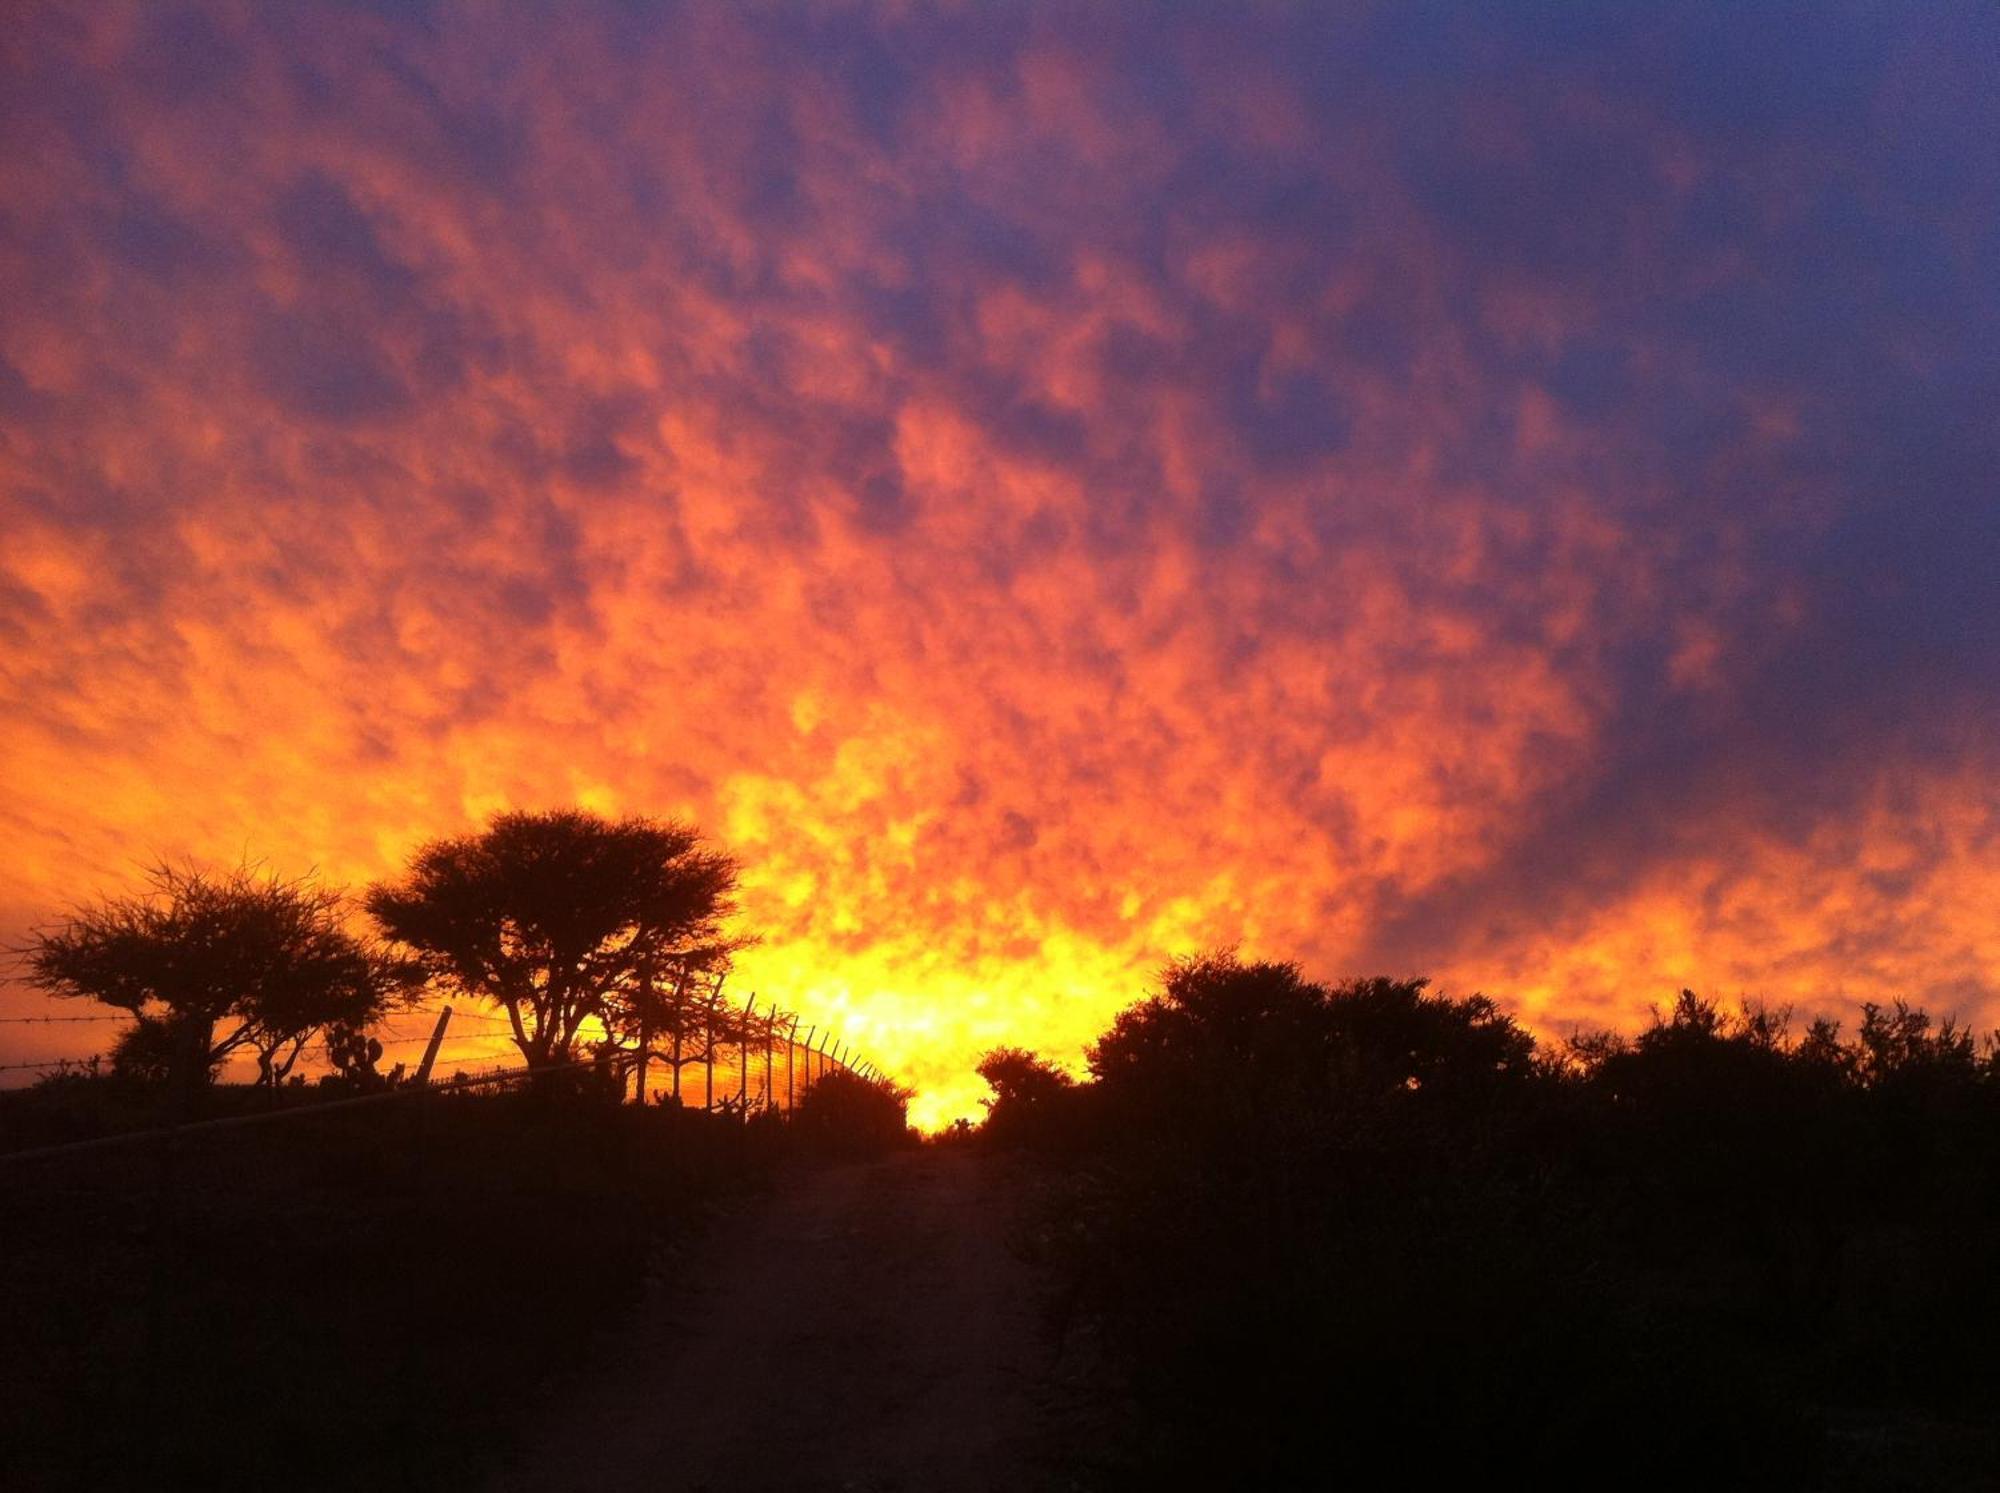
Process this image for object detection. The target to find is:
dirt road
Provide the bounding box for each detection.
[493,1147,1054,1492]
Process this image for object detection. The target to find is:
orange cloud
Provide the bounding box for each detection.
[2,4,1998,1127]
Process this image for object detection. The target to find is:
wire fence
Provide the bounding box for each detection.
[0,1041,830,1486]
[0,1057,580,1168]
[0,967,904,1493]
[0,982,889,1162]
[625,996,881,1115]
[0,1014,130,1023]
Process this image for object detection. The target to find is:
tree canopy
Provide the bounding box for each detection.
[25,862,412,1094]
[364,808,742,1068]
[1086,951,1533,1109]
[975,1045,1076,1145]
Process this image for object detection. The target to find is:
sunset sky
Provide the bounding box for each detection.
[2,2,1997,1125]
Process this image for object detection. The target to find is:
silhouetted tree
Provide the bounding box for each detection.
[978,1045,1073,1109]
[365,809,741,1069]
[1089,951,1330,1089]
[1855,999,1978,1088]
[1319,974,1536,1104]
[976,1045,1074,1144]
[1088,952,1533,1117]
[109,1010,219,1084]
[25,862,412,1102]
[992,955,2000,1486]
[603,951,742,1103]
[1794,1014,1857,1077]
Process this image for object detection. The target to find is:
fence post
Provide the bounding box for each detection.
[738,993,753,1112]
[669,966,687,1104]
[703,978,720,1113]
[791,1021,805,1109]
[413,1006,454,1088]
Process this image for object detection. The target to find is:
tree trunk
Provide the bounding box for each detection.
[177,1017,213,1119]
[633,1005,651,1105]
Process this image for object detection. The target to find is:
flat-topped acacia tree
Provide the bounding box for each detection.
[365,809,741,1070]
[26,862,414,1102]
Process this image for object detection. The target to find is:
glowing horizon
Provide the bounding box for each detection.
[3,4,1998,1128]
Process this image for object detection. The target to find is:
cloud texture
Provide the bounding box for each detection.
[2,1,1997,1122]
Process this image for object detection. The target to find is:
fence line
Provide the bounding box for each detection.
[0,1013,129,1024]
[0,982,891,1159]
[623,989,878,1115]
[0,1059,589,1168]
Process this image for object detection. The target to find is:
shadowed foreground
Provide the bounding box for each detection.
[495,1148,1046,1492]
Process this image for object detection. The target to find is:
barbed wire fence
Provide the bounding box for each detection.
[0,975,890,1158]
[0,1024,892,1485]
[0,985,896,1484]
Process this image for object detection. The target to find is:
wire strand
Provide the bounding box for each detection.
[0,1014,129,1024]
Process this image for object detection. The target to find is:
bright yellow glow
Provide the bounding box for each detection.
[2,5,1997,1127]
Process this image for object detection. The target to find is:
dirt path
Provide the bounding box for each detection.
[493,1147,1052,1492]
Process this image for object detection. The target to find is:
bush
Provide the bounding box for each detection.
[790,1069,913,1156]
[974,1046,1077,1149]
[1009,953,2000,1485]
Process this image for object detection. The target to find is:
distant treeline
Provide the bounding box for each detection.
[977,954,2000,1487]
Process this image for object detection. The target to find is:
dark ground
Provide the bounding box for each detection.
[0,1087,785,1491]
[492,1147,1103,1492]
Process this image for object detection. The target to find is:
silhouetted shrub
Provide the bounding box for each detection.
[1010,952,2000,1486]
[27,862,416,1107]
[790,1068,913,1156]
[975,1045,1077,1148]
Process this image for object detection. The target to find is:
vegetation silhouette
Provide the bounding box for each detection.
[12,821,2000,1487]
[364,808,742,1070]
[617,957,747,1105]
[983,953,2000,1488]
[24,862,417,1109]
[790,1065,915,1156]
[975,1045,1074,1148]
[0,811,909,1490]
